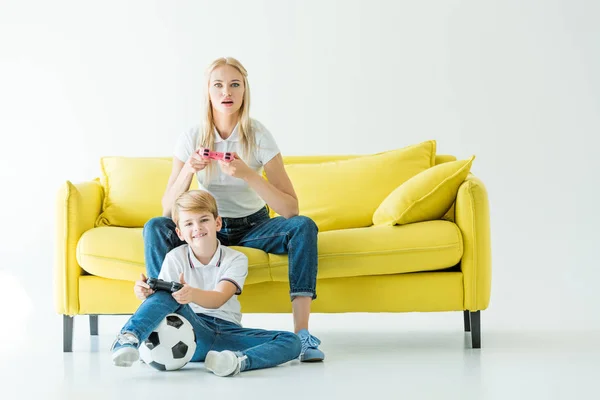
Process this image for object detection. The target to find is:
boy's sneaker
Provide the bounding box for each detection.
[204,350,246,377]
[297,329,325,362]
[110,332,140,367]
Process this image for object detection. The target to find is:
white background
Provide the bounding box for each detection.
[0,0,599,340]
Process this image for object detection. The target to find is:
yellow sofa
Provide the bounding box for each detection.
[55,152,491,352]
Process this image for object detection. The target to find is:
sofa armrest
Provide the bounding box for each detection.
[455,174,492,311]
[54,179,103,315]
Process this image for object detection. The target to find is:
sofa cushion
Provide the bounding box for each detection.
[96,157,199,228]
[94,151,451,228]
[76,227,272,285]
[77,220,462,285]
[373,156,475,226]
[280,140,437,232]
[269,220,463,282]
[270,155,458,218]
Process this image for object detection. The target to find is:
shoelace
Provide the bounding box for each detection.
[233,355,248,376]
[300,333,321,352]
[116,333,138,346]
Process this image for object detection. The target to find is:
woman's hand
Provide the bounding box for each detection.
[172,273,196,305]
[134,273,154,300]
[218,153,254,180]
[184,151,211,174]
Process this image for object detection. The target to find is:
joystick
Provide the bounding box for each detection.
[147,278,184,293]
[199,148,234,162]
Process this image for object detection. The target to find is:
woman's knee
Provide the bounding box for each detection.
[143,217,176,240]
[290,215,318,235]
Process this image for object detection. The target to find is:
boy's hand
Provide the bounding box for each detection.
[172,273,196,304]
[134,273,154,300]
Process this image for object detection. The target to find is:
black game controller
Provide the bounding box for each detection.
[147,278,184,293]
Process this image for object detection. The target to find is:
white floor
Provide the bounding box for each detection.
[1,310,598,400]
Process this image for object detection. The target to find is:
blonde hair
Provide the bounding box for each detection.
[172,190,218,227]
[198,57,256,186]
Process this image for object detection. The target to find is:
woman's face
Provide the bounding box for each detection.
[208,65,245,116]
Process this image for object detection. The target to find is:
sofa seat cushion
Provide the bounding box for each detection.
[76,227,272,285]
[77,221,462,285]
[269,220,463,281]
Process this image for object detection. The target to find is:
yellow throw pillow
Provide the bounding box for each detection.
[373,156,475,226]
[96,157,198,227]
[282,140,437,232]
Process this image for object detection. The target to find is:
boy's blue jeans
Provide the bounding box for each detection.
[143,206,319,300]
[121,291,301,371]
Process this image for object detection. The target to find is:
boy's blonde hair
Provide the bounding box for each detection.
[172,190,218,227]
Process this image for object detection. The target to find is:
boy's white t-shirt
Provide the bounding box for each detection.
[157,241,248,326]
[174,119,280,218]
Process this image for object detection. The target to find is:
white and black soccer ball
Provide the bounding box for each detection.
[139,313,196,371]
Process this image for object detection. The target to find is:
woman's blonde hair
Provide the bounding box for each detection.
[198,57,256,185]
[172,190,218,227]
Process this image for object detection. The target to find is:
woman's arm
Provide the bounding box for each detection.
[161,152,211,217]
[161,158,195,218]
[243,154,299,219]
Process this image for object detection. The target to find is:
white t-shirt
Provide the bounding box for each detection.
[174,119,280,218]
[158,241,248,326]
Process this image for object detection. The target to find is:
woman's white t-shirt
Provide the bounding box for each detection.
[173,119,280,218]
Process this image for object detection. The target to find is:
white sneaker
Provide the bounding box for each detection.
[204,350,246,377]
[111,333,140,367]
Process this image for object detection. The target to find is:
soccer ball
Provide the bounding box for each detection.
[139,313,197,371]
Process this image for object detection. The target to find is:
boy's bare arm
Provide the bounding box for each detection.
[171,273,237,309]
[190,282,237,309]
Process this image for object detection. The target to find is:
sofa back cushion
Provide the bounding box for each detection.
[277,140,437,231]
[96,157,198,227]
[96,142,444,228]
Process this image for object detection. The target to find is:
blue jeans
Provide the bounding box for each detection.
[143,206,319,300]
[122,291,301,371]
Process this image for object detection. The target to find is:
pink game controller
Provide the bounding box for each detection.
[199,148,234,162]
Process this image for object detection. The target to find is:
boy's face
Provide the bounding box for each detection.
[175,211,222,247]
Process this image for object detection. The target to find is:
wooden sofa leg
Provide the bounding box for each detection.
[463,310,471,332]
[90,315,98,336]
[470,311,481,349]
[64,315,73,352]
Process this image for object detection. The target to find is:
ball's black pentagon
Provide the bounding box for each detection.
[145,332,160,350]
[166,315,184,329]
[171,341,189,359]
[149,361,166,371]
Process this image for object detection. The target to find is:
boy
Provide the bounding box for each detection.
[111,190,301,376]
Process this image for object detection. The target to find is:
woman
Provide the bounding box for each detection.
[143,57,324,362]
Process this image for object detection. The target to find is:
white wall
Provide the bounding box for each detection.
[1,0,599,330]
